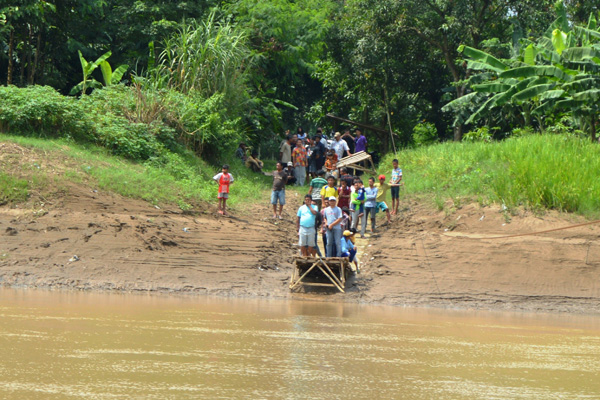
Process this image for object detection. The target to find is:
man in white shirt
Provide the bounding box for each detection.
[331,132,352,160]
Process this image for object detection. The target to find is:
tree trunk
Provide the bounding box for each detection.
[20,50,26,85]
[7,30,14,85]
[452,85,466,141]
[591,115,597,143]
[29,30,41,85]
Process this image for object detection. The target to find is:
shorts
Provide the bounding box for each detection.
[298,226,316,247]
[375,201,388,212]
[271,190,286,205]
[217,192,229,199]
[391,186,400,199]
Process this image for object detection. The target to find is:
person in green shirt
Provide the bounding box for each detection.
[374,174,391,224]
[308,170,328,210]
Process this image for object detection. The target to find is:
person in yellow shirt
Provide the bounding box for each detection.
[320,176,339,200]
[374,174,391,224]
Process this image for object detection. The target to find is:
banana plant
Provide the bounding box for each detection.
[100,60,128,86]
[70,50,111,95]
[443,3,600,141]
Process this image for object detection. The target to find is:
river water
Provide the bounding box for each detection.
[0,289,599,399]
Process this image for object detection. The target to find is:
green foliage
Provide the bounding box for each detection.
[0,172,28,205]
[0,85,91,139]
[70,50,112,95]
[445,9,600,141]
[463,127,493,142]
[379,134,600,216]
[0,133,272,209]
[412,122,438,147]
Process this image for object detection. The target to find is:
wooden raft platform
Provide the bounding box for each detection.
[335,151,376,174]
[289,257,353,293]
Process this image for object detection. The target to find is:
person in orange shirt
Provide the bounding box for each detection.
[324,150,338,176]
[213,164,234,215]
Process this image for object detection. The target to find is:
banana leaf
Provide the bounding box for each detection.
[472,83,512,93]
[459,45,508,72]
[512,84,555,102]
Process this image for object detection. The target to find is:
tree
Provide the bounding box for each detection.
[443,3,600,141]
[398,0,557,141]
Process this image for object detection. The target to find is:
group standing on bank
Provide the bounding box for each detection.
[217,127,404,264]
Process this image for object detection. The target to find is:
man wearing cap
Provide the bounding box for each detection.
[323,196,343,257]
[285,161,297,185]
[331,131,352,161]
[297,194,319,256]
[374,174,392,225]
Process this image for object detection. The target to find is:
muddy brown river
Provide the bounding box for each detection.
[0,289,599,399]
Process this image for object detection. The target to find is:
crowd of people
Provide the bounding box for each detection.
[294,158,403,267]
[220,127,404,265]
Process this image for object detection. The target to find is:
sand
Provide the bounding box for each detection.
[1,142,599,314]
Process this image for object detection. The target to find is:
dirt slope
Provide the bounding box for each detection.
[355,201,600,314]
[0,183,298,298]
[1,141,599,314]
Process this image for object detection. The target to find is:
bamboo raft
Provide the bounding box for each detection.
[335,151,376,174]
[289,256,354,293]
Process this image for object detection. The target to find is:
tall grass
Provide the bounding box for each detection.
[0,134,272,210]
[379,134,600,216]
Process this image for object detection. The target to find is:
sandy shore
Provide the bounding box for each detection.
[2,181,599,315]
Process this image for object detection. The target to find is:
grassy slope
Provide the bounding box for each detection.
[0,133,275,210]
[4,132,600,218]
[378,134,600,218]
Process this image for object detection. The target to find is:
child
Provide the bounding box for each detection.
[390,159,403,215]
[213,164,234,215]
[337,178,351,209]
[324,150,338,175]
[362,177,378,237]
[374,174,392,225]
[308,169,328,210]
[320,175,338,201]
[350,179,365,233]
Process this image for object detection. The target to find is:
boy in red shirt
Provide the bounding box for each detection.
[213,164,234,215]
[337,178,351,209]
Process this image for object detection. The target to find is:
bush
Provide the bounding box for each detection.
[412,122,437,146]
[0,85,92,140]
[463,126,493,142]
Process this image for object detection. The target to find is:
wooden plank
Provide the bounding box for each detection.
[289,260,320,290]
[298,283,337,288]
[320,258,345,290]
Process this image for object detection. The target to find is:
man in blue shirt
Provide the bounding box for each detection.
[361,177,378,237]
[323,196,343,257]
[297,195,319,256]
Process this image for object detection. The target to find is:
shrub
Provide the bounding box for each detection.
[412,122,437,146]
[0,85,92,140]
[463,126,493,142]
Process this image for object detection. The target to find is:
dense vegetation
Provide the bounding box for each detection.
[2,1,600,214]
[379,134,600,217]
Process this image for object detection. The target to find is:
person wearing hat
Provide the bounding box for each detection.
[323,196,343,257]
[374,174,392,224]
[285,161,297,185]
[341,230,357,263]
[331,131,352,161]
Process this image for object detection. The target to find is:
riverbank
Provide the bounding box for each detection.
[2,171,599,314]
